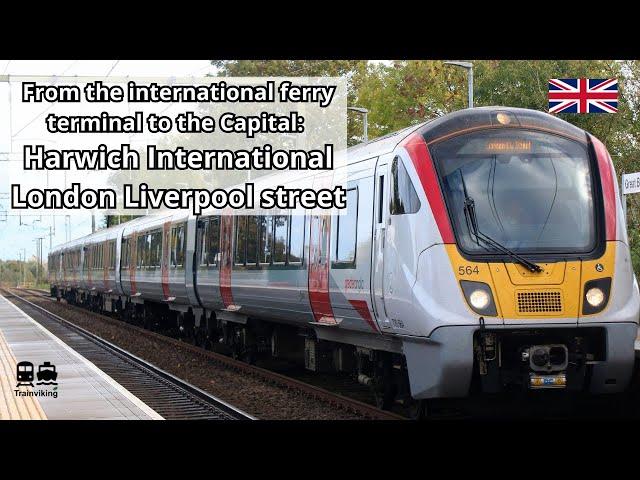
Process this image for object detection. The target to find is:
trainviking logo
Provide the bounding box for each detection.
[14,361,60,399]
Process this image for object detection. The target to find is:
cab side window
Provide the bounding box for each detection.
[391,156,421,215]
[334,188,358,266]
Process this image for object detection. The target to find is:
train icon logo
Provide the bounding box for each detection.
[16,361,35,387]
[15,361,58,387]
[36,362,58,385]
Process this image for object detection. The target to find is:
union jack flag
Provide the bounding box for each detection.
[548,78,618,114]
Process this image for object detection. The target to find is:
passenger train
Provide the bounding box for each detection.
[48,107,640,415]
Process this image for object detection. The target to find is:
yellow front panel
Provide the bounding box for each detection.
[445,242,616,319]
[446,244,502,317]
[491,261,581,318]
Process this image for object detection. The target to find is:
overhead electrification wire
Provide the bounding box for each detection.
[105,60,120,77]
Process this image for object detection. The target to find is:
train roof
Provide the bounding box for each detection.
[345,122,428,163]
[416,106,588,144]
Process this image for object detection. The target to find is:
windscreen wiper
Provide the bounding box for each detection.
[459,171,543,273]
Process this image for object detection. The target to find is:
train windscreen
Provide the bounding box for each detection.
[431,129,597,255]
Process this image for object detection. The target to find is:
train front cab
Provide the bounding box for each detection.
[399,108,640,399]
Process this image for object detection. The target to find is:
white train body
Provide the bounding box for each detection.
[49,107,640,404]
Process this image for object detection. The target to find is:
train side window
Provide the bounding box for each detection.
[155,231,161,267]
[141,235,145,268]
[288,214,305,264]
[121,238,129,269]
[235,216,247,266]
[147,233,154,268]
[111,241,116,270]
[259,216,273,265]
[273,215,288,264]
[144,233,151,268]
[335,188,358,266]
[391,156,421,215]
[199,219,209,266]
[246,216,259,265]
[147,233,153,268]
[170,227,177,267]
[175,224,185,267]
[151,230,162,267]
[207,217,219,266]
[378,174,385,223]
[137,235,144,268]
[149,233,155,267]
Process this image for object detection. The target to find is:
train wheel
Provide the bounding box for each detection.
[374,386,396,411]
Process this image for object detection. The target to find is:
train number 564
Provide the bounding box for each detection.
[458,266,480,276]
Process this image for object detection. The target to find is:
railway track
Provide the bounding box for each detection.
[2,289,254,420]
[7,288,405,420]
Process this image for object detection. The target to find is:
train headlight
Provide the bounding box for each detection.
[585,288,604,308]
[460,280,498,316]
[582,277,612,315]
[470,290,490,310]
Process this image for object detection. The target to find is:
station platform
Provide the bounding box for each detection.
[0,294,162,420]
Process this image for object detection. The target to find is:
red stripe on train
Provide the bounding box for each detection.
[87,249,92,289]
[161,221,171,299]
[349,299,379,333]
[103,241,109,292]
[400,133,455,243]
[590,134,617,241]
[130,232,137,295]
[219,215,235,308]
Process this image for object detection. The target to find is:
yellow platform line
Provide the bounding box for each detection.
[0,329,46,420]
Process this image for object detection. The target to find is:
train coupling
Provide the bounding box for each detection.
[522,344,569,389]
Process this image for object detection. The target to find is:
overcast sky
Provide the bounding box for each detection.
[0,60,217,262]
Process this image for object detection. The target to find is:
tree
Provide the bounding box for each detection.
[213,60,369,144]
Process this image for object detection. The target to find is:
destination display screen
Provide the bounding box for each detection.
[430,129,597,256]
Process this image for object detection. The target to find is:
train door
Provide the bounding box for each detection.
[308,213,335,323]
[371,158,391,330]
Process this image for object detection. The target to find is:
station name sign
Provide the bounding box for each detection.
[622,172,640,195]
